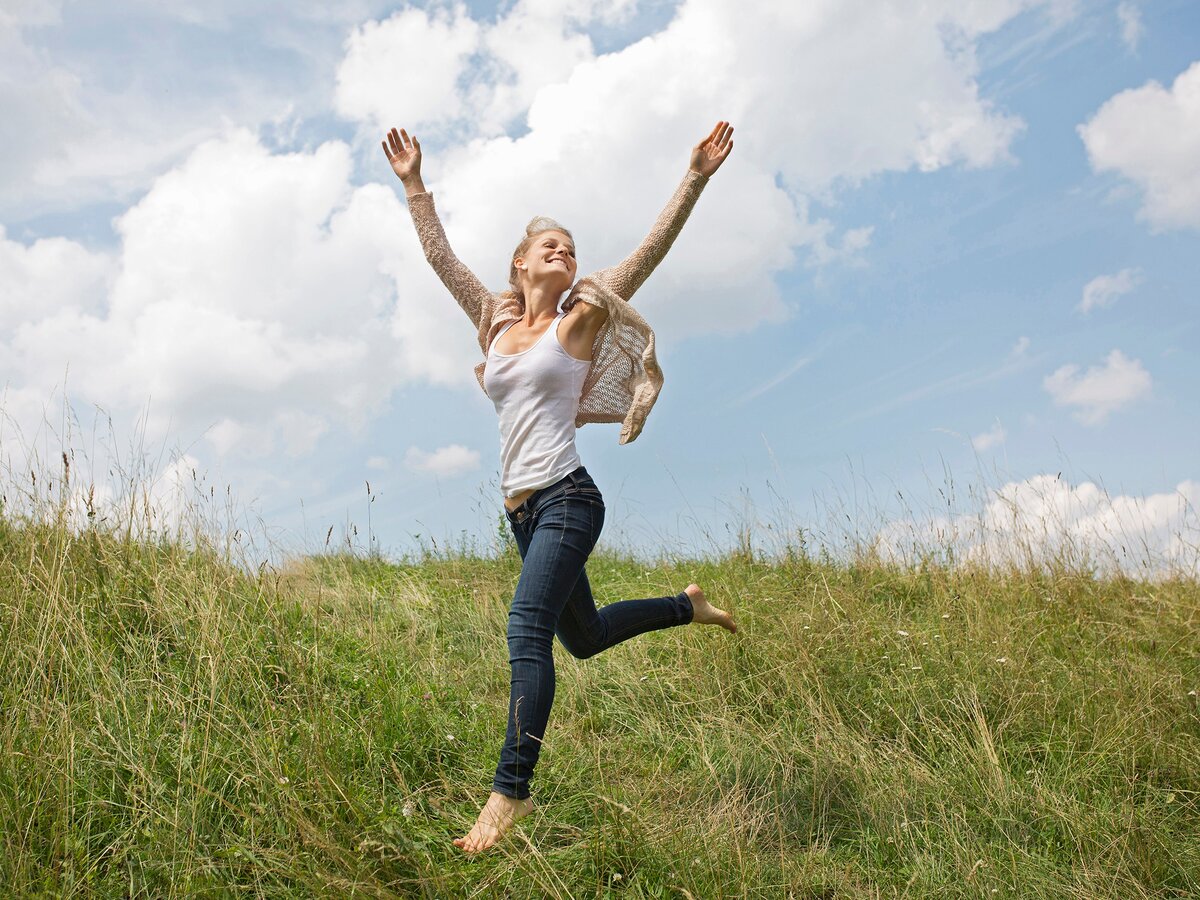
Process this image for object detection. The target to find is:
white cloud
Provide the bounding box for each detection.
[1042,348,1151,425]
[404,444,481,477]
[0,0,1066,486]
[875,474,1200,577]
[0,3,366,217]
[366,455,389,471]
[971,421,1007,451]
[337,0,1045,339]
[1079,266,1141,313]
[1079,61,1200,231]
[335,4,482,133]
[0,226,111,329]
[0,129,484,460]
[1010,335,1031,356]
[0,1,62,27]
[1116,2,1143,52]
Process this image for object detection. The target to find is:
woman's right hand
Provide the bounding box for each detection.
[382,127,422,185]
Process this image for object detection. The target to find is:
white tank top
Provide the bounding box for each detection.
[484,311,591,498]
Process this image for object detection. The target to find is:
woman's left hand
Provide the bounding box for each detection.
[689,121,734,178]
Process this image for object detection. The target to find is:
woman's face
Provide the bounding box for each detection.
[515,230,577,291]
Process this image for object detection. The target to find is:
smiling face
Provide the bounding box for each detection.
[512,229,577,294]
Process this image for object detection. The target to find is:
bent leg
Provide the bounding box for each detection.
[556,567,694,660]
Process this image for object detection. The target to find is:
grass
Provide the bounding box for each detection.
[0,461,1198,898]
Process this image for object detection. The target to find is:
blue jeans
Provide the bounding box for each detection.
[492,466,694,800]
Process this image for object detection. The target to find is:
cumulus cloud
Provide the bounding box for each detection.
[971,421,1007,451]
[2,0,1063,471]
[1079,266,1141,313]
[1079,61,1200,231]
[875,474,1200,577]
[0,226,111,329]
[0,129,483,459]
[1116,2,1143,52]
[337,0,1044,338]
[404,444,480,476]
[1010,335,1031,356]
[1042,349,1151,425]
[335,4,482,133]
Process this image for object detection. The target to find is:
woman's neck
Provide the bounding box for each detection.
[522,285,565,325]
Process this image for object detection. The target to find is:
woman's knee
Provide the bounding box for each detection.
[556,631,602,660]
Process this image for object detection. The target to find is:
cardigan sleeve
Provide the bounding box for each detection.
[406,191,493,329]
[592,169,709,303]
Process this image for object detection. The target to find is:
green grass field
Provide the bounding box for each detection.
[1,480,1198,898]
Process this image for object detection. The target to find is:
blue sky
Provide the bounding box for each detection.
[1,0,1197,572]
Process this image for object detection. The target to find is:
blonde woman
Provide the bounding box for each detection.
[383,122,738,853]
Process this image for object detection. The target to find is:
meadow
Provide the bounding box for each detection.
[0,459,1197,898]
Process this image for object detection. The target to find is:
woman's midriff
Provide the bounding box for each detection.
[504,489,536,512]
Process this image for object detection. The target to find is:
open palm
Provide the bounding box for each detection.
[382,127,422,183]
[689,121,734,178]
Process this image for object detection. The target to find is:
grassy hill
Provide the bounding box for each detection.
[1,507,1197,898]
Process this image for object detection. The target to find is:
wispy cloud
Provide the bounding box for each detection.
[1117,2,1144,53]
[735,354,816,407]
[971,421,1007,452]
[835,349,1040,430]
[1079,267,1141,313]
[404,444,481,477]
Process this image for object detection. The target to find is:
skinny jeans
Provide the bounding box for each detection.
[493,466,694,800]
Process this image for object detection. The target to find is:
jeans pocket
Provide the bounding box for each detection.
[563,479,604,506]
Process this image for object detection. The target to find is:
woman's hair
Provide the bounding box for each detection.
[508,216,574,298]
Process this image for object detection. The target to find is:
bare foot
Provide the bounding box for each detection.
[452,791,535,854]
[684,584,737,633]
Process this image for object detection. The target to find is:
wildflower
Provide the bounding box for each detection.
[996,657,1007,664]
[640,675,649,681]
[446,734,455,741]
[1188,690,1197,697]
[402,801,415,817]
[941,613,950,619]
[897,630,909,637]
[278,776,290,785]
[612,873,623,882]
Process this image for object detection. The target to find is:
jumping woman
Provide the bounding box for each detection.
[383,121,738,853]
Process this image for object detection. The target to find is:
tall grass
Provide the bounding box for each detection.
[0,441,1197,897]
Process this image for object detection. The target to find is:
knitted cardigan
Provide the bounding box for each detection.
[405,169,709,444]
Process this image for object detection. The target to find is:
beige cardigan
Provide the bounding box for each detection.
[406,169,709,444]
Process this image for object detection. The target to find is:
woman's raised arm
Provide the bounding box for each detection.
[598,121,734,303]
[384,127,493,328]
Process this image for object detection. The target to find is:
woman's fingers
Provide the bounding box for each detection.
[700,120,732,154]
[713,122,732,150]
[382,127,421,161]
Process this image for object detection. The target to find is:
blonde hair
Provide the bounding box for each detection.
[508,216,574,299]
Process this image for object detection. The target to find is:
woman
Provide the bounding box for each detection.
[383,122,738,854]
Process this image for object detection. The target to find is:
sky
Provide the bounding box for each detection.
[1,0,1197,575]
